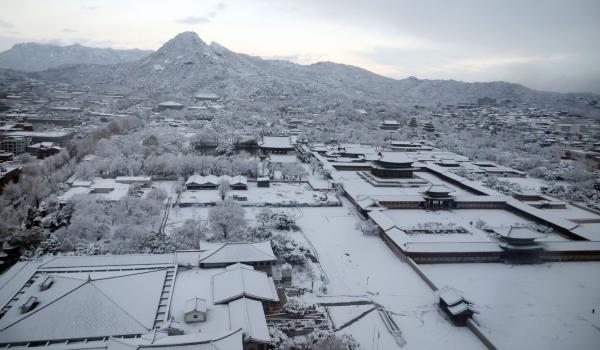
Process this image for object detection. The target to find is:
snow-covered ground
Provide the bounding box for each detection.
[284,204,485,349]
[383,209,569,242]
[327,304,375,329]
[499,176,565,191]
[178,182,339,206]
[421,262,600,350]
[165,206,210,233]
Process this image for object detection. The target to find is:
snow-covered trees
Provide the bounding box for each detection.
[270,328,359,350]
[256,208,297,230]
[215,142,234,156]
[483,176,523,195]
[172,219,205,249]
[137,231,178,254]
[208,199,246,239]
[309,331,359,350]
[309,157,320,175]
[541,180,600,210]
[190,129,219,148]
[0,227,46,257]
[271,162,308,181]
[256,208,274,227]
[281,299,316,317]
[218,179,230,200]
[54,194,164,253]
[356,219,379,236]
[271,234,309,265]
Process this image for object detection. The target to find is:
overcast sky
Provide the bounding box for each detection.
[1,0,599,93]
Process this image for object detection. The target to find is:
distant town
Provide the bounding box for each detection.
[0,31,599,350]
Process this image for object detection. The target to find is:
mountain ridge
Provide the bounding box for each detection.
[0,42,152,72]
[5,32,597,115]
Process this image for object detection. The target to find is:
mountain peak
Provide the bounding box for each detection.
[159,32,207,52]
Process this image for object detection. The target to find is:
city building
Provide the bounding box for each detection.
[0,135,30,154]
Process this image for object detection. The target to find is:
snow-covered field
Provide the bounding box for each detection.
[287,205,485,349]
[178,182,339,206]
[421,262,600,350]
[383,208,569,241]
[499,176,563,191]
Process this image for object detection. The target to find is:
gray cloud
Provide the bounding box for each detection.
[70,37,117,48]
[81,5,97,11]
[62,28,77,33]
[176,16,211,25]
[0,19,14,29]
[270,0,600,93]
[176,2,227,25]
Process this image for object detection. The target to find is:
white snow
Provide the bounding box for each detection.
[283,205,485,349]
[422,262,600,350]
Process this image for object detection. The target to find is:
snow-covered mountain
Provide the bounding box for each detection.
[0,42,152,72]
[28,32,599,114]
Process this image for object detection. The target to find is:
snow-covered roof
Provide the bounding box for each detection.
[186,174,220,186]
[260,136,293,149]
[368,210,396,231]
[28,142,54,149]
[158,101,183,106]
[376,152,415,165]
[90,178,117,189]
[39,254,175,269]
[185,297,208,314]
[194,92,220,100]
[496,226,544,240]
[212,263,279,304]
[72,180,92,188]
[447,302,470,316]
[199,241,276,265]
[439,288,465,306]
[187,175,246,187]
[107,328,244,349]
[426,185,454,195]
[506,199,580,232]
[228,297,270,344]
[0,269,168,345]
[221,175,247,186]
[115,176,152,183]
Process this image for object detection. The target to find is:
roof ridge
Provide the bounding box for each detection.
[199,243,227,262]
[239,268,246,298]
[241,297,253,340]
[89,282,151,331]
[91,267,169,282]
[38,256,59,268]
[249,241,275,258]
[43,273,88,282]
[201,241,274,263]
[139,329,244,348]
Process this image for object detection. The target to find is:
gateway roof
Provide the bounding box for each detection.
[199,241,276,265]
[228,298,270,344]
[212,264,279,304]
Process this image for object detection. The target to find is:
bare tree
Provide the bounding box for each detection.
[218,179,230,200]
[208,199,245,239]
